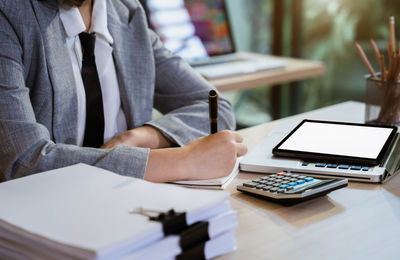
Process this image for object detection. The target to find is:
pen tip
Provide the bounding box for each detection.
[209,90,217,97]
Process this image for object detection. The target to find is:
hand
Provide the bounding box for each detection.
[144,130,248,182]
[101,126,174,149]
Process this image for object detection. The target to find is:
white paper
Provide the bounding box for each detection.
[126,210,237,260]
[0,164,231,259]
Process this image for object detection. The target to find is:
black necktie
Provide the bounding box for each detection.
[79,32,105,148]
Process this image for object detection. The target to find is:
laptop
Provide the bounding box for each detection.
[140,0,287,78]
[239,102,400,183]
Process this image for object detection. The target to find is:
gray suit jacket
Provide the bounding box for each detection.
[0,0,235,181]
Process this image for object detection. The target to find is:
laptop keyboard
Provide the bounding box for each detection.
[194,57,287,79]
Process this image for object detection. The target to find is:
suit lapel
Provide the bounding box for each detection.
[31,0,78,144]
[107,0,154,129]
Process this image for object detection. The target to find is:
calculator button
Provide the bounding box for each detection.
[327,164,338,168]
[243,182,257,188]
[256,184,265,189]
[315,163,326,167]
[338,165,349,169]
[274,179,283,183]
[270,187,278,192]
[297,180,306,184]
[288,182,298,186]
[362,166,369,171]
[270,175,277,178]
[261,176,270,180]
[277,172,287,176]
[291,174,299,178]
[279,184,289,189]
[272,183,281,187]
[253,179,262,183]
[286,186,294,190]
[289,178,298,182]
[281,181,290,184]
[350,166,362,171]
[305,177,314,182]
[298,176,307,179]
[302,162,309,166]
[283,177,291,181]
[275,176,284,179]
[277,189,285,193]
[266,182,274,186]
[263,186,272,191]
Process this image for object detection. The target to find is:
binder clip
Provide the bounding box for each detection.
[129,207,188,235]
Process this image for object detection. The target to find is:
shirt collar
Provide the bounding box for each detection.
[59,0,114,44]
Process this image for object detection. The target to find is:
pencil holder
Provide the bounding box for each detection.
[365,75,400,126]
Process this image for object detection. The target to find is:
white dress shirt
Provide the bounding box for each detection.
[59,0,128,146]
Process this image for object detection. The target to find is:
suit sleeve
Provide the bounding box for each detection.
[0,11,149,181]
[145,29,236,146]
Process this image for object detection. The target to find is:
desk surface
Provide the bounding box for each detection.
[222,101,400,260]
[209,53,325,93]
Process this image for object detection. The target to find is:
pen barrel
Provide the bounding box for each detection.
[209,90,218,134]
[210,120,218,134]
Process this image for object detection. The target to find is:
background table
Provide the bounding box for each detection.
[210,53,325,120]
[221,101,400,259]
[209,53,325,93]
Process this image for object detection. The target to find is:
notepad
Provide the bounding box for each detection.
[172,158,241,189]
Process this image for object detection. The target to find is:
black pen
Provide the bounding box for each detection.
[209,90,218,134]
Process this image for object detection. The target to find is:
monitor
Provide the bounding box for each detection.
[140,0,235,62]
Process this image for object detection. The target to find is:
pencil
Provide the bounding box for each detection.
[388,41,394,68]
[355,42,377,79]
[390,16,396,53]
[395,54,400,81]
[387,53,395,80]
[380,54,386,81]
[370,39,382,67]
[208,90,218,134]
[398,41,400,55]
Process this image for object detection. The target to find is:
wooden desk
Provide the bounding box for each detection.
[209,53,325,93]
[221,101,400,259]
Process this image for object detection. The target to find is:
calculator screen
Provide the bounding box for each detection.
[273,120,397,165]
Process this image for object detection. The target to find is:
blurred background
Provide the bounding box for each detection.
[225,0,400,128]
[143,0,400,128]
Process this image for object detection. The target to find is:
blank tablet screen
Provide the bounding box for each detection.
[273,120,397,165]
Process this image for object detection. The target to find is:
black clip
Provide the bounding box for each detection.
[130,208,188,235]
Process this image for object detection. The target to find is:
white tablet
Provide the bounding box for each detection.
[272,120,397,165]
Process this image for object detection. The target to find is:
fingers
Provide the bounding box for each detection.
[216,130,247,156]
[235,143,248,157]
[232,132,244,143]
[217,130,244,143]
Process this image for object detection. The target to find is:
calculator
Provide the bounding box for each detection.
[237,172,348,205]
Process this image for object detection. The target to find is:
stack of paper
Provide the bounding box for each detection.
[0,164,238,259]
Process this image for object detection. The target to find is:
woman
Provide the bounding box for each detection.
[0,0,247,182]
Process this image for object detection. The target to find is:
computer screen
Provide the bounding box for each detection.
[142,0,235,62]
